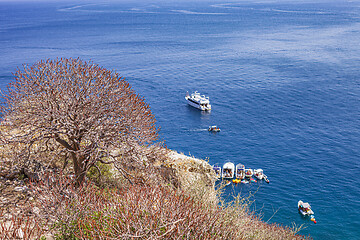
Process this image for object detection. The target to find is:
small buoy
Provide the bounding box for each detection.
[311,218,316,224]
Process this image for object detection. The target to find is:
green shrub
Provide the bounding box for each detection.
[86,161,116,187]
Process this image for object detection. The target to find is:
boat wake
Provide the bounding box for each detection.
[185,128,209,132]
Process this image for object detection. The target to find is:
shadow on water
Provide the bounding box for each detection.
[185,105,211,121]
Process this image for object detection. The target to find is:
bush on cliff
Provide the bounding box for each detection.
[30,174,307,240]
[0,58,160,186]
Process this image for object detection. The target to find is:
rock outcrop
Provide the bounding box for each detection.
[161,150,218,203]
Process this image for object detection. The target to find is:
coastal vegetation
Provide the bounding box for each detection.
[0,58,308,239]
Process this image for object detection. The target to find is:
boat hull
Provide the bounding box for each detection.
[298,200,314,216]
[209,128,220,132]
[254,169,264,180]
[213,166,222,180]
[235,164,245,180]
[186,100,211,110]
[208,126,220,132]
[185,95,211,111]
[245,169,253,178]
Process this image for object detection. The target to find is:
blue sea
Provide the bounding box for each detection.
[1,0,360,239]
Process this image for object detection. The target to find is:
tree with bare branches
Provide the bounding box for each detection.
[0,58,159,185]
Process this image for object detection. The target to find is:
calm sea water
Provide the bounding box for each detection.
[1,0,360,239]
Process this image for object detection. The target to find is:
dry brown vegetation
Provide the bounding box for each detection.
[0,210,46,240]
[0,170,308,240]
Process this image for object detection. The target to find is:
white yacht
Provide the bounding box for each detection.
[185,91,211,111]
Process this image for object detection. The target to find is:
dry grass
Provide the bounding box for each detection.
[0,210,47,240]
[32,174,238,239]
[25,173,308,240]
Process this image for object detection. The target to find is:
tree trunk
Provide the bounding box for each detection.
[71,152,86,187]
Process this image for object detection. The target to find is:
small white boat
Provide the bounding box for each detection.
[208,125,220,132]
[185,91,211,111]
[222,162,235,179]
[245,169,253,178]
[235,164,245,179]
[298,200,314,216]
[213,164,222,180]
[254,169,264,180]
[241,179,249,184]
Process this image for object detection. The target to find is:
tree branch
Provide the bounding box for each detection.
[54,134,74,151]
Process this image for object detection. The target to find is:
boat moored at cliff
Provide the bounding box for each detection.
[245,169,253,178]
[185,91,211,111]
[235,164,245,179]
[254,169,264,180]
[213,164,222,180]
[222,162,235,179]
